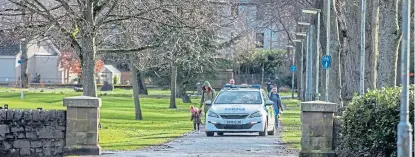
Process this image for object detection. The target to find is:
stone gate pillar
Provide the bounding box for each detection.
[63,96,102,156]
[300,101,337,157]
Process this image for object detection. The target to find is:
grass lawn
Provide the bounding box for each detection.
[280,99,301,150]
[0,87,302,151]
[0,90,196,151]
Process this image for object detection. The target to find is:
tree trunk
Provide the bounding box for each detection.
[81,1,97,97]
[368,0,380,90]
[130,57,143,120]
[338,0,361,105]
[179,85,191,103]
[377,0,401,88]
[20,39,28,88]
[80,36,97,97]
[362,0,376,90]
[78,73,83,85]
[65,69,70,84]
[170,61,177,108]
[136,71,148,95]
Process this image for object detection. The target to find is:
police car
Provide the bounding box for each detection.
[204,84,276,137]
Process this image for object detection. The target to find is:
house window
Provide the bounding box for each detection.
[256,33,264,48]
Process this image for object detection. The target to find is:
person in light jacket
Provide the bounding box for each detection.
[199,81,216,117]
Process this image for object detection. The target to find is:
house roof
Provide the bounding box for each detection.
[0,40,20,56]
[104,65,121,74]
[0,38,61,56]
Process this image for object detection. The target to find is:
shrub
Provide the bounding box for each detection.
[113,75,119,85]
[336,87,414,157]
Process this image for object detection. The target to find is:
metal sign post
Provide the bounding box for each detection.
[290,65,296,99]
[325,0,331,102]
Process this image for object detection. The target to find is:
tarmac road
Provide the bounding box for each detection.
[93,125,299,157]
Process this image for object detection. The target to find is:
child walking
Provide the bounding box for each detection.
[190,106,203,131]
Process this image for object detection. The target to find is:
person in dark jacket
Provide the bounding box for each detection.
[268,86,283,128]
[266,78,273,93]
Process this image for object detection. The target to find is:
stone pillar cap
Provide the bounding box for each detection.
[63,96,102,108]
[301,101,337,112]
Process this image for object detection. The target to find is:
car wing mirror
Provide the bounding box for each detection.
[265,100,274,106]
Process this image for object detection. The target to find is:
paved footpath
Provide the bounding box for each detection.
[89,125,299,157]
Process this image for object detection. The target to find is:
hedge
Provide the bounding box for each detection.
[336,87,414,157]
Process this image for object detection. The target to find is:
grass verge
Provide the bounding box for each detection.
[0,91,197,150]
[280,99,301,150]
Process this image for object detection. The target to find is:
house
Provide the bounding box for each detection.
[97,65,121,85]
[0,39,64,84]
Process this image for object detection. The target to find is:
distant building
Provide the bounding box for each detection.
[97,65,122,85]
[0,39,64,84]
[211,0,279,59]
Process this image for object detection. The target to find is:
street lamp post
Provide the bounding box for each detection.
[397,0,412,156]
[297,22,311,101]
[303,9,321,101]
[294,38,305,101]
[287,45,295,99]
[359,0,366,96]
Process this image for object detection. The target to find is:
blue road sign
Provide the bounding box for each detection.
[17,60,22,64]
[290,65,296,72]
[322,55,332,70]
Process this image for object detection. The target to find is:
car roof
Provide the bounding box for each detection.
[220,88,263,92]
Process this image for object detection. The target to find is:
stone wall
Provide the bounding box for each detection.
[299,101,337,157]
[0,109,66,157]
[333,116,342,151]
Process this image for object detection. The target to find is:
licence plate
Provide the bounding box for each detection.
[225,120,242,124]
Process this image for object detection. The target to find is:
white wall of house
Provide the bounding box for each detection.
[0,56,17,83]
[28,55,63,83]
[97,68,121,84]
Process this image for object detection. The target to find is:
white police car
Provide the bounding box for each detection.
[204,84,276,137]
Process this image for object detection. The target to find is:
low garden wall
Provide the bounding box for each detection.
[0,109,66,156]
[0,96,102,157]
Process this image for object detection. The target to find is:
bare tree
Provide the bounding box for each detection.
[0,0,162,97]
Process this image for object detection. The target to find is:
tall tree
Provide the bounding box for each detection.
[377,0,401,87]
[0,0,161,97]
[315,0,343,105]
[368,0,380,90]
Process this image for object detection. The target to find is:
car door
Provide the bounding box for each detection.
[261,91,274,128]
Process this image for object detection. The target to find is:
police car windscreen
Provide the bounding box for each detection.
[214,91,262,104]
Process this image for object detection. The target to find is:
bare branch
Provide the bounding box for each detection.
[98,44,159,54]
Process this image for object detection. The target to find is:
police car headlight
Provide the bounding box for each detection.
[249,111,262,118]
[208,111,219,118]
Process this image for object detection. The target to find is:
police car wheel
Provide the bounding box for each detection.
[268,124,276,135]
[259,124,268,136]
[206,131,214,137]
